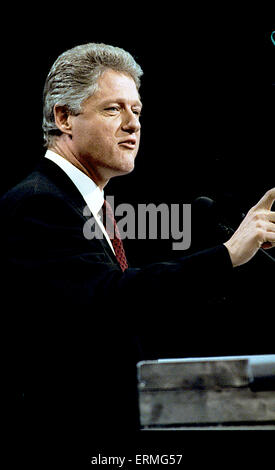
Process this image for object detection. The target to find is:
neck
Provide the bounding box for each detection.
[49,136,109,190]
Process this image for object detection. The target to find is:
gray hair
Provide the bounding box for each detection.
[42,43,143,147]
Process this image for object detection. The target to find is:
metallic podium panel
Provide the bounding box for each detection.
[137,355,275,429]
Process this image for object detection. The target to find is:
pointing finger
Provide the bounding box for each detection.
[254,188,275,211]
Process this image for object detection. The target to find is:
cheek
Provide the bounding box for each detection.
[74,124,106,152]
[85,122,115,148]
[94,134,117,158]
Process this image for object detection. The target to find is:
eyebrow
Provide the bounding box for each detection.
[101,98,143,108]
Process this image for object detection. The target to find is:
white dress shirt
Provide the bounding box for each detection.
[44,150,115,255]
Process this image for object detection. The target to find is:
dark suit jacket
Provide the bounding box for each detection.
[0,158,233,445]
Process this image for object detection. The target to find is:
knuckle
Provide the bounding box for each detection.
[252,212,261,223]
[256,228,264,240]
[252,211,267,222]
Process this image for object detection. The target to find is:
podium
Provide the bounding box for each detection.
[137,355,275,429]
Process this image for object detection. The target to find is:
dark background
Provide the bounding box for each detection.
[2,9,274,350]
[2,11,274,261]
[3,8,274,466]
[2,9,274,334]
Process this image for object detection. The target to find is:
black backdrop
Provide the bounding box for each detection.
[2,13,274,269]
[2,14,274,221]
[2,13,274,203]
[2,8,275,467]
[2,10,274,344]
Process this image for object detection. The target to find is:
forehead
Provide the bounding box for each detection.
[93,69,142,106]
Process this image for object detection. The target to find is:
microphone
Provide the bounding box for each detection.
[194,196,275,263]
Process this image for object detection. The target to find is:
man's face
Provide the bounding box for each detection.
[69,69,142,185]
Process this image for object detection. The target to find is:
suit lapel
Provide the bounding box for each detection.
[36,158,121,267]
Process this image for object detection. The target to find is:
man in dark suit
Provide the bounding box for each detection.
[1,43,274,450]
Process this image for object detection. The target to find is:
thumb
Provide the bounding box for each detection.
[254,188,275,211]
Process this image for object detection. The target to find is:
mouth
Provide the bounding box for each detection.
[118,138,136,149]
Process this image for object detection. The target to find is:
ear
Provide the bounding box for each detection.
[53,104,73,136]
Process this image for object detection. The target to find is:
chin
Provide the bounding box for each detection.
[109,162,135,179]
[118,164,135,176]
[105,152,137,178]
[118,154,136,173]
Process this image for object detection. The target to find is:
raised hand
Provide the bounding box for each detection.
[224,188,275,267]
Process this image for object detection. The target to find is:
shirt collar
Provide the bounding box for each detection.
[45,150,104,216]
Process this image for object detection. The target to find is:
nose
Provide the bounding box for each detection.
[121,110,141,133]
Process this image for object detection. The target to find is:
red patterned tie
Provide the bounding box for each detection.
[102,199,128,272]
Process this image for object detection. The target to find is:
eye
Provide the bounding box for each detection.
[133,109,142,117]
[105,106,120,113]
